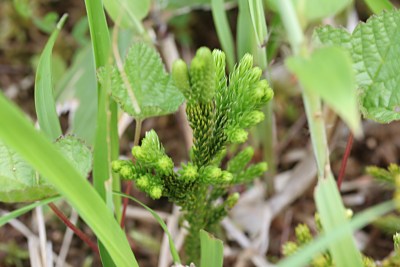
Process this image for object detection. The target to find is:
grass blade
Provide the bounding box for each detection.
[113,191,181,264]
[211,0,235,70]
[364,0,394,14]
[85,0,122,265]
[34,14,66,140]
[0,196,60,227]
[278,200,395,266]
[314,174,363,267]
[200,230,224,267]
[0,92,137,267]
[237,0,256,59]
[248,0,267,48]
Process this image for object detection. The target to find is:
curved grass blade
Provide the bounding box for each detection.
[0,196,60,227]
[364,0,394,14]
[211,0,235,70]
[113,191,181,264]
[34,14,67,140]
[0,92,137,267]
[85,0,122,265]
[314,174,363,267]
[278,200,395,266]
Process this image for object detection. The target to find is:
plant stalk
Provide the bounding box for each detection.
[120,119,142,228]
[49,203,99,254]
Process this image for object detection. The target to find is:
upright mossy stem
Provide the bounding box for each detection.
[113,47,274,264]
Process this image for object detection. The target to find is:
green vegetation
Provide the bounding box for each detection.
[1,0,400,266]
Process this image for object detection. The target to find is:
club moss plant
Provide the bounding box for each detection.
[112,47,273,263]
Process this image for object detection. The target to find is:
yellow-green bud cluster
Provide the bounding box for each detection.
[199,166,233,185]
[234,162,268,183]
[178,163,198,182]
[295,224,312,245]
[135,174,164,200]
[226,193,240,209]
[172,47,216,104]
[172,59,191,99]
[311,254,330,267]
[227,147,254,174]
[112,160,136,180]
[240,111,265,129]
[282,241,298,256]
[156,156,174,175]
[226,128,248,144]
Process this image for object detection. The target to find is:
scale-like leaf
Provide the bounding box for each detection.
[0,136,92,202]
[104,43,185,120]
[314,10,400,123]
[286,47,361,135]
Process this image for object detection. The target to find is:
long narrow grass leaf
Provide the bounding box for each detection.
[364,0,394,14]
[248,0,267,47]
[113,191,181,264]
[0,92,137,267]
[0,196,60,227]
[314,174,363,267]
[237,0,256,59]
[34,14,66,140]
[85,1,121,265]
[211,0,235,70]
[279,200,395,266]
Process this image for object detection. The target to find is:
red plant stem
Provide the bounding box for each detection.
[120,181,132,228]
[48,203,99,254]
[337,133,354,189]
[120,120,142,228]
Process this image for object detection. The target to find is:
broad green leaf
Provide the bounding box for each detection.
[0,140,54,202]
[0,196,60,227]
[113,192,181,264]
[286,47,361,135]
[200,230,224,267]
[211,0,235,70]
[0,135,92,203]
[34,14,66,141]
[103,43,185,120]
[13,0,32,19]
[0,92,137,267]
[314,174,363,267]
[314,10,400,123]
[103,0,150,29]
[55,135,92,177]
[278,200,395,266]
[364,0,394,14]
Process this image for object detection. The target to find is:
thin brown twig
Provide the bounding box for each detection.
[337,133,354,189]
[48,203,99,254]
